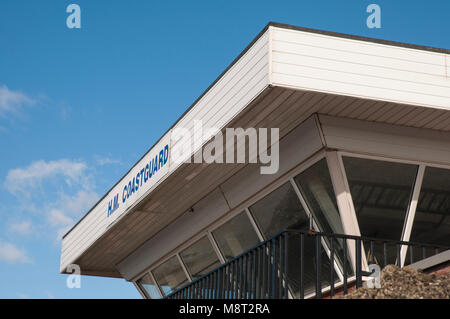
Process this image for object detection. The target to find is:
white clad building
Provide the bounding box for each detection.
[60,23,450,299]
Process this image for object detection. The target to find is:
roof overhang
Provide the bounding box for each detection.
[60,22,450,278]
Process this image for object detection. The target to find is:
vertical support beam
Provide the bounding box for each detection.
[326,151,366,272]
[400,164,425,266]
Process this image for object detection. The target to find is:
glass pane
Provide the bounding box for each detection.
[249,182,309,238]
[342,156,418,264]
[212,211,260,260]
[248,182,339,297]
[152,255,188,296]
[136,273,161,299]
[180,236,221,280]
[293,158,345,235]
[294,158,351,276]
[411,166,450,246]
[286,234,340,298]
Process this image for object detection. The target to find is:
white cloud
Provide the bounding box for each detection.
[4,159,88,195]
[56,225,73,242]
[0,240,32,264]
[48,190,99,240]
[4,158,99,241]
[48,209,73,227]
[57,190,99,218]
[0,85,34,118]
[9,220,33,236]
[95,156,122,166]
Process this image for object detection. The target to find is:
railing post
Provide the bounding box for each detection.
[271,239,276,299]
[278,236,283,299]
[330,237,335,298]
[315,234,322,298]
[343,239,347,295]
[300,232,304,299]
[284,232,288,299]
[355,238,362,289]
[383,242,388,267]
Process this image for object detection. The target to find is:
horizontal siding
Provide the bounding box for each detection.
[270,27,450,111]
[60,30,270,272]
[169,32,270,169]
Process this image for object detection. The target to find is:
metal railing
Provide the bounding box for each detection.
[166,230,449,299]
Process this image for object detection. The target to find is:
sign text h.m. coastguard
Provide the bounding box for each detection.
[107,143,169,218]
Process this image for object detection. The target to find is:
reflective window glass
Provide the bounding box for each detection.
[343,157,418,240]
[180,236,221,280]
[411,166,450,246]
[136,273,161,299]
[248,171,340,296]
[294,158,351,278]
[294,158,345,235]
[152,255,188,296]
[249,182,309,238]
[212,212,260,260]
[342,156,418,264]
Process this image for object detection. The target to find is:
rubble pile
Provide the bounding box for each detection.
[338,265,450,299]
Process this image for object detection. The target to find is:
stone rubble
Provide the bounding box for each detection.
[338,264,450,299]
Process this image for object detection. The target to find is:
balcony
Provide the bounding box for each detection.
[165,230,449,299]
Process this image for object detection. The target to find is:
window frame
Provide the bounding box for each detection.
[336,150,450,267]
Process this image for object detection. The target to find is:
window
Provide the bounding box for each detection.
[180,236,221,280]
[293,158,345,235]
[212,211,260,260]
[342,156,418,264]
[248,182,309,238]
[410,166,450,246]
[249,173,340,297]
[136,273,161,299]
[152,256,188,296]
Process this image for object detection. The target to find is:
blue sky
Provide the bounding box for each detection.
[0,0,449,299]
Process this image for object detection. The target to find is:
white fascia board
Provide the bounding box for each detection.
[270,26,450,111]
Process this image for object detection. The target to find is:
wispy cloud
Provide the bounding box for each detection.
[48,190,99,240]
[0,240,32,264]
[9,220,33,236]
[4,159,88,195]
[4,159,99,241]
[95,156,122,166]
[0,85,34,118]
